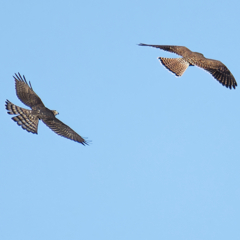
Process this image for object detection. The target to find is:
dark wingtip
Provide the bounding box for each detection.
[81,139,91,146]
[13,72,33,90]
[234,81,237,89]
[138,43,147,46]
[13,72,24,82]
[228,75,237,90]
[13,73,18,81]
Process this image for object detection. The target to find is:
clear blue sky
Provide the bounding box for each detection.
[1,0,240,239]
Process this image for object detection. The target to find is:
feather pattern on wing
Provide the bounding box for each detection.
[14,72,44,108]
[139,43,237,89]
[6,73,89,145]
[42,118,88,145]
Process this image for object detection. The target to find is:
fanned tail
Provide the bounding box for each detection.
[158,57,189,77]
[5,100,39,134]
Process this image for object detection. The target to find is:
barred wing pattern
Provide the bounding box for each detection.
[14,72,44,108]
[187,58,237,89]
[6,73,89,145]
[205,68,236,89]
[139,43,237,89]
[5,100,39,134]
[42,118,88,145]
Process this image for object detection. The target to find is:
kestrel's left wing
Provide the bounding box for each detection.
[191,58,237,89]
[138,43,192,57]
[14,72,45,108]
[42,117,88,145]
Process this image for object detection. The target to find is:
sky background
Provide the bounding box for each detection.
[1,0,240,239]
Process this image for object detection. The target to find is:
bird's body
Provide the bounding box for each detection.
[6,73,88,145]
[139,43,237,89]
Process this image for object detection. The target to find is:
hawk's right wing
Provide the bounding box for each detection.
[42,117,88,145]
[14,73,44,108]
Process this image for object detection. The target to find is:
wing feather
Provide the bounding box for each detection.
[190,59,237,89]
[138,43,192,57]
[206,68,237,89]
[14,72,44,108]
[42,117,88,145]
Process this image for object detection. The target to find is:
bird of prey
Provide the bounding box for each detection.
[5,73,88,145]
[139,43,237,89]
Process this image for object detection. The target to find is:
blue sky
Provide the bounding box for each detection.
[1,0,240,239]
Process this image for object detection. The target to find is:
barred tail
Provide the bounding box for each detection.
[5,100,39,134]
[158,57,189,77]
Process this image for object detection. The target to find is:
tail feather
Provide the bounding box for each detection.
[158,57,189,77]
[6,99,28,115]
[5,100,39,134]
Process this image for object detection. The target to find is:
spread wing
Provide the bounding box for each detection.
[14,72,44,108]
[138,43,192,57]
[42,117,88,145]
[190,57,237,89]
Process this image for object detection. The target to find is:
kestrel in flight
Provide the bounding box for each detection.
[5,73,88,145]
[139,43,237,89]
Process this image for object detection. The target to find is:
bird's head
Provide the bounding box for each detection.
[52,110,59,116]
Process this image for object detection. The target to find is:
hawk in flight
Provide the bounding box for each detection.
[5,73,88,145]
[139,43,237,89]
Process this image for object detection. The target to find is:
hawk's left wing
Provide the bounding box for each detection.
[14,73,45,108]
[42,117,88,145]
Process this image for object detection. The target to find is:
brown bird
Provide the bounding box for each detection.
[5,73,88,145]
[139,43,237,89]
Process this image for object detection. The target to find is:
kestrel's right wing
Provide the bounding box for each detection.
[14,72,44,108]
[138,43,192,57]
[190,58,237,89]
[42,117,89,145]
